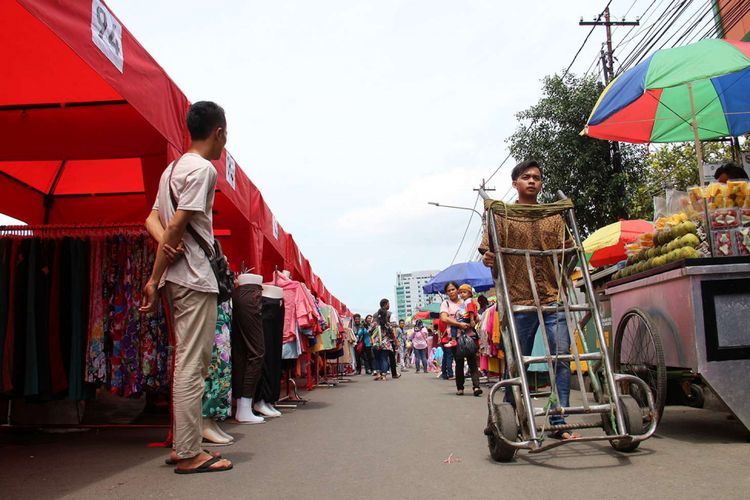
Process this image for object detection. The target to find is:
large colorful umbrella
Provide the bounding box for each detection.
[583,39,750,145]
[583,219,654,268]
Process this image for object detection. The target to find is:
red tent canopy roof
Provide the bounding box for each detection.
[0,0,351,308]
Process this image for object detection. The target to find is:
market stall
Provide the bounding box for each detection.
[0,0,351,431]
[583,39,750,434]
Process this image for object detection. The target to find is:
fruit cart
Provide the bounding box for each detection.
[606,256,750,433]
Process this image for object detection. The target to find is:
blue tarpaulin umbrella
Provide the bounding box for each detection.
[422,261,494,294]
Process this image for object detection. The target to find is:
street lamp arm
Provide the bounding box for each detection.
[427,201,483,220]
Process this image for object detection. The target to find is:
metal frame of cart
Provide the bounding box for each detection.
[481,189,657,462]
[606,257,750,433]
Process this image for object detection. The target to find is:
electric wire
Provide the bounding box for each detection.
[616,0,682,73]
[562,0,614,80]
[485,151,514,184]
[449,193,481,266]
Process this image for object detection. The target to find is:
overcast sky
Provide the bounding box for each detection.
[3,1,668,316]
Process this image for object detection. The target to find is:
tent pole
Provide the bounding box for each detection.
[687,82,706,185]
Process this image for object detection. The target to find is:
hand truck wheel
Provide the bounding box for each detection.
[485,402,518,462]
[614,308,667,422]
[601,394,645,453]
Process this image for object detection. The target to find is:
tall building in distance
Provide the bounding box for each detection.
[395,269,440,321]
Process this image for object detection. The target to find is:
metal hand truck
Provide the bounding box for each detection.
[481,189,658,461]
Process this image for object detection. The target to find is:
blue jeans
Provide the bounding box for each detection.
[414,348,428,372]
[375,349,390,374]
[505,311,571,425]
[441,346,454,378]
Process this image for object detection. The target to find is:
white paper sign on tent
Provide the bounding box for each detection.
[225,154,236,190]
[91,0,124,73]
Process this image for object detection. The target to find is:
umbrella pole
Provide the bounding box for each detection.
[687,82,706,185]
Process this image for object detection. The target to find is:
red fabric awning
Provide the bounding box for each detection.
[284,233,305,281]
[0,0,349,306]
[0,0,256,268]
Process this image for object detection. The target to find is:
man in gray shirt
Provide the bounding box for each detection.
[140,101,232,474]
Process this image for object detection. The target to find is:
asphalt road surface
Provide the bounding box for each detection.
[1,369,749,499]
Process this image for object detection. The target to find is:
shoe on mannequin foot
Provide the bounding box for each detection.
[203,417,234,442]
[235,397,265,424]
[254,399,282,418]
[214,423,234,442]
[202,418,233,445]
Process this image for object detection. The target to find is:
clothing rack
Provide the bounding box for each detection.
[0,223,170,433]
[0,223,145,237]
[276,359,307,407]
[314,352,336,388]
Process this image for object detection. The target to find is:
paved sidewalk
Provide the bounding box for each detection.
[1,370,748,499]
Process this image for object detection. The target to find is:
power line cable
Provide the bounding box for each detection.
[449,193,481,265]
[616,0,681,72]
[485,151,514,184]
[617,0,687,73]
[562,0,613,80]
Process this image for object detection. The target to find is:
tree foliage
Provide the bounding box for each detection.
[507,73,647,235]
[628,142,736,220]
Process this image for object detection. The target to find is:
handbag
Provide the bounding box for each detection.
[167,159,233,303]
[456,332,478,358]
[355,339,364,354]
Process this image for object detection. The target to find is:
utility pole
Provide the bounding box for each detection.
[580,6,639,218]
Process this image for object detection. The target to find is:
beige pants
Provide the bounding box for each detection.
[166,283,218,459]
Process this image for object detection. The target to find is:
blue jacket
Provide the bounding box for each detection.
[357,325,371,347]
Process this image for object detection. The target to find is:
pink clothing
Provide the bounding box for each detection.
[440,298,462,321]
[410,327,429,350]
[270,272,320,344]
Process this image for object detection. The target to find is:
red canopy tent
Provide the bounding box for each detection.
[250,190,289,280]
[0,0,256,266]
[284,233,306,282]
[300,255,313,288]
[0,0,350,307]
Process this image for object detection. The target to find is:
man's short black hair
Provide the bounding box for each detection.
[353,313,361,319]
[511,160,542,181]
[714,161,749,180]
[379,298,389,308]
[187,101,226,141]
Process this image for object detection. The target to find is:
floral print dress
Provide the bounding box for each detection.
[202,300,233,419]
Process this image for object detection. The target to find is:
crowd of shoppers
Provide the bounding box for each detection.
[349,290,486,398]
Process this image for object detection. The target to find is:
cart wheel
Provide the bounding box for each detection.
[485,403,518,462]
[601,395,645,453]
[683,383,705,409]
[614,308,666,421]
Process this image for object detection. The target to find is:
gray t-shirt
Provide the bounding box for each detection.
[153,153,218,294]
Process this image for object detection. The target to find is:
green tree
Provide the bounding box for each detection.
[628,141,735,220]
[507,73,647,235]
